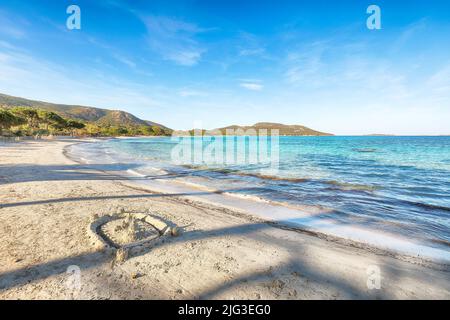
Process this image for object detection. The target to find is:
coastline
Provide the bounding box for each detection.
[66,138,450,264]
[0,138,449,299]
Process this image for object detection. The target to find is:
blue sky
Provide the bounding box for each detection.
[0,0,449,134]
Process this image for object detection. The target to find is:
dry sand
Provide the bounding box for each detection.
[0,139,449,299]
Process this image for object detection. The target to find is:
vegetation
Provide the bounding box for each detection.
[0,106,171,137]
[37,110,67,131]
[0,92,172,135]
[0,109,26,136]
[0,93,172,137]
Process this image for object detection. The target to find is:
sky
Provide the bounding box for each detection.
[0,0,449,135]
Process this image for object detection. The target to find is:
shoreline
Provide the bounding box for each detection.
[0,138,449,299]
[66,139,450,266]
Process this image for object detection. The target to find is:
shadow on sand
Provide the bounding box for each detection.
[0,151,444,299]
[0,219,404,299]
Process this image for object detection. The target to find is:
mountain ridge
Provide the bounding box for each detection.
[0,93,171,131]
[215,122,333,136]
[1,93,332,136]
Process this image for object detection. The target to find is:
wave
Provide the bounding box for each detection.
[126,169,147,177]
[127,167,169,178]
[170,176,333,214]
[404,200,450,213]
[430,238,450,248]
[352,148,377,153]
[181,164,384,193]
[235,172,310,183]
[222,190,333,214]
[323,180,381,192]
[183,164,382,193]
[181,164,310,183]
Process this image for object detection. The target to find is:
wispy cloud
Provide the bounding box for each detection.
[236,32,269,59]
[427,63,450,98]
[111,53,137,68]
[284,41,327,86]
[391,18,427,53]
[0,9,28,39]
[178,89,207,97]
[0,40,17,50]
[141,16,208,66]
[240,80,263,91]
[86,36,152,75]
[282,37,411,102]
[239,48,265,57]
[0,45,161,113]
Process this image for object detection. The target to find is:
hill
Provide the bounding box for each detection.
[216,122,332,136]
[1,93,332,136]
[0,93,171,132]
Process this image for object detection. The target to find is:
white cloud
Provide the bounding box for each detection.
[178,89,207,97]
[391,19,427,53]
[86,37,155,76]
[0,40,17,50]
[428,64,450,94]
[240,82,263,91]
[0,45,162,113]
[141,16,207,66]
[284,41,327,86]
[112,53,136,68]
[239,48,265,57]
[0,9,28,39]
[167,50,203,67]
[282,38,413,103]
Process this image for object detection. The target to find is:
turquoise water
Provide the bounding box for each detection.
[72,136,450,249]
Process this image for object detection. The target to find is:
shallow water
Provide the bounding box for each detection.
[69,136,450,253]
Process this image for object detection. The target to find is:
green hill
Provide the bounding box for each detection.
[0,93,171,132]
[216,122,332,136]
[1,93,332,137]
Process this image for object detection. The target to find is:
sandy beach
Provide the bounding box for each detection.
[0,138,449,300]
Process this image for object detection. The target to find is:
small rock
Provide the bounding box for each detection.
[291,271,301,277]
[270,279,285,289]
[131,272,141,279]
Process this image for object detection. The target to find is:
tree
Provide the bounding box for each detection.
[85,123,101,136]
[10,107,40,130]
[151,126,162,136]
[117,127,128,135]
[0,109,26,136]
[37,110,66,132]
[66,119,85,136]
[139,125,154,136]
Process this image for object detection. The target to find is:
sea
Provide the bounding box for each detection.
[68,136,450,261]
